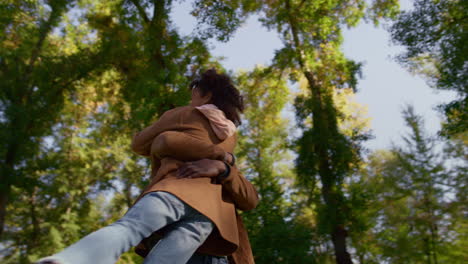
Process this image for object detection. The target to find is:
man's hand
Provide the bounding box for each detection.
[176,159,226,179]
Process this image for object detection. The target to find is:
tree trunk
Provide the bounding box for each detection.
[308,71,353,264]
[1,140,16,239]
[0,183,10,238]
[331,224,353,264]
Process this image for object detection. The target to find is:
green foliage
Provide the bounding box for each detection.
[0,0,226,262]
[203,0,395,262]
[1,1,465,263]
[235,66,317,262]
[361,105,468,263]
[389,0,468,136]
[190,0,251,42]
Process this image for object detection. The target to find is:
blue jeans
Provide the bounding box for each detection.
[36,191,228,264]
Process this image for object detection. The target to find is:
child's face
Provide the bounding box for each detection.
[190,86,212,107]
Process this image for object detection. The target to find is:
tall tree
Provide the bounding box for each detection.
[391,105,447,264]
[441,132,468,263]
[389,0,468,136]
[362,105,467,263]
[228,1,398,262]
[235,66,315,263]
[0,0,107,238]
[3,71,124,262]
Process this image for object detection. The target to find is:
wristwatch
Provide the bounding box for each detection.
[217,161,231,183]
[224,152,236,166]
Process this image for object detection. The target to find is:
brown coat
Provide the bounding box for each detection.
[130,105,259,264]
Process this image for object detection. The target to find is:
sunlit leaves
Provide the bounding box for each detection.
[389,0,468,136]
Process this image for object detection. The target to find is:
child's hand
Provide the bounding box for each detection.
[176,159,226,179]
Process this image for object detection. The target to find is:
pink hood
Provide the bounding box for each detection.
[195,104,236,140]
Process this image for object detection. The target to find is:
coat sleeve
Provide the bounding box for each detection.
[130,108,180,157]
[150,131,227,161]
[217,163,260,212]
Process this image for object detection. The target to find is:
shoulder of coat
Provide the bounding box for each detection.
[232,132,238,145]
[178,105,206,117]
[171,105,193,112]
[218,131,237,152]
[163,105,194,116]
[165,105,206,122]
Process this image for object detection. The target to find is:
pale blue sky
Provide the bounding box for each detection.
[170,0,457,151]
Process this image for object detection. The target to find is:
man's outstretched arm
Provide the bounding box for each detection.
[131,109,176,157]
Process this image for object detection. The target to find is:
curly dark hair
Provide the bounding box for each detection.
[189,68,245,126]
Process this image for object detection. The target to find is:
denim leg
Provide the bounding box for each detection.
[143,208,214,264]
[36,191,186,264]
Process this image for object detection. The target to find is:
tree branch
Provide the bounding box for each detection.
[129,0,150,24]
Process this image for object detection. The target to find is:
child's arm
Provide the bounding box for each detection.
[131,108,183,157]
[151,131,230,162]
